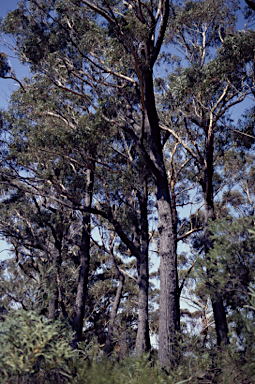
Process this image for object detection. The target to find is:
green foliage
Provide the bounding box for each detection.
[0,308,255,383]
[0,52,10,77]
[75,353,171,384]
[0,310,77,383]
[208,217,255,303]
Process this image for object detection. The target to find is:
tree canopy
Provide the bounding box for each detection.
[0,0,255,381]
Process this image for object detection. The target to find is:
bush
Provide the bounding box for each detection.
[0,310,77,383]
[1,309,255,383]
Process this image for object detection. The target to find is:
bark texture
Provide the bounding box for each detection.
[142,67,179,367]
[72,166,94,347]
[135,178,151,355]
[104,267,125,355]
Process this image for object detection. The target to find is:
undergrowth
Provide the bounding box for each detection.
[0,310,255,383]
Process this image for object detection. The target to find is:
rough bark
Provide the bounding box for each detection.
[157,182,179,367]
[170,181,180,330]
[136,253,151,355]
[202,134,229,346]
[143,67,179,368]
[104,266,125,355]
[72,166,94,347]
[135,177,151,355]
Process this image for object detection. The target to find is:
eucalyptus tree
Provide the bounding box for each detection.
[0,97,121,346]
[0,185,76,319]
[158,0,255,345]
[3,0,250,365]
[209,216,255,339]
[1,0,179,366]
[193,144,255,343]
[1,68,154,356]
[0,75,99,343]
[214,132,255,317]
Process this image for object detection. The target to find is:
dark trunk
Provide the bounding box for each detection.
[143,68,179,367]
[104,267,125,355]
[135,177,151,355]
[203,133,229,346]
[212,296,229,346]
[170,181,180,330]
[48,237,62,320]
[48,255,59,320]
[136,253,151,355]
[72,166,94,347]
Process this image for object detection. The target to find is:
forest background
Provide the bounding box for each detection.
[1,0,255,383]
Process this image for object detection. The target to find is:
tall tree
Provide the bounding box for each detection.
[159,0,255,346]
[0,77,98,343]
[0,70,153,354]
[2,0,179,366]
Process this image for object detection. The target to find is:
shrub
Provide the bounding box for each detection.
[0,310,77,383]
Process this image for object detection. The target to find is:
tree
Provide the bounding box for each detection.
[0,77,97,342]
[0,68,154,355]
[1,0,179,366]
[159,0,255,346]
[246,0,255,12]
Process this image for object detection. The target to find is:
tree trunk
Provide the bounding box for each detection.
[48,261,59,320]
[157,183,179,367]
[170,179,180,329]
[104,269,125,355]
[203,135,229,346]
[48,237,62,320]
[212,296,229,346]
[136,253,151,355]
[142,68,179,368]
[135,177,151,355]
[72,166,94,347]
